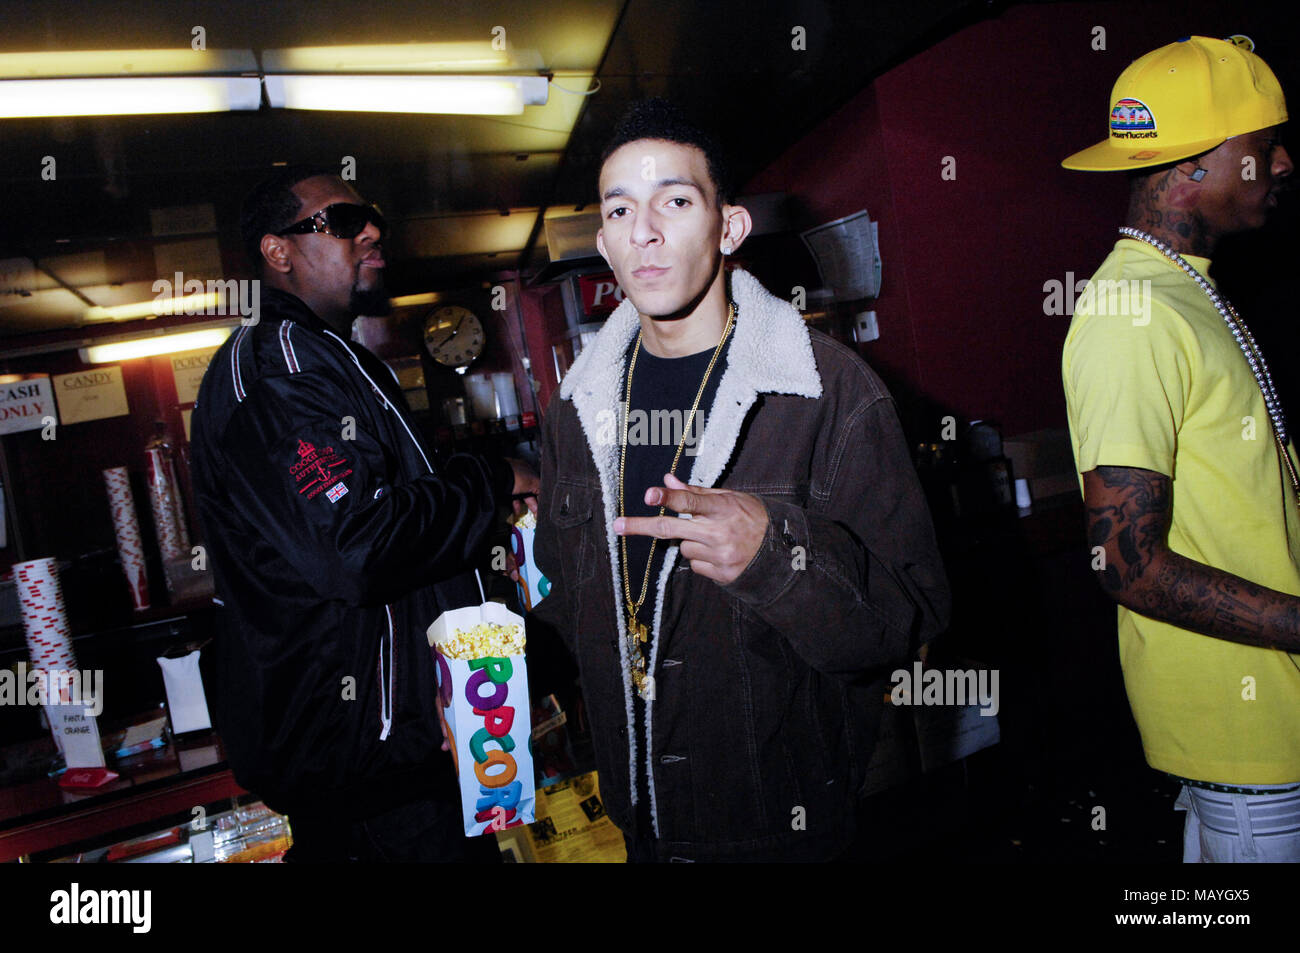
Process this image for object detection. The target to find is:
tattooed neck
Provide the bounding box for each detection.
[1125,168,1215,258]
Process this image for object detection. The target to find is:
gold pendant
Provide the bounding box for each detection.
[631,667,654,701]
[630,646,654,700]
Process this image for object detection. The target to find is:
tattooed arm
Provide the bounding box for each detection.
[1084,465,1300,652]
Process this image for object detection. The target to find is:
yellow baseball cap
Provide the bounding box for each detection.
[1062,35,1288,171]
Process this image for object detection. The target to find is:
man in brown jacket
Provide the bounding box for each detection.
[531,100,949,861]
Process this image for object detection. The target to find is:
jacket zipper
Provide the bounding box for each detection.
[320,327,435,473]
[317,333,429,746]
[378,604,395,740]
[317,330,428,746]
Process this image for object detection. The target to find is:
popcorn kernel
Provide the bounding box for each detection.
[437,621,526,660]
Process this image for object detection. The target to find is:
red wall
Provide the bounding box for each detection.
[743,1,1262,437]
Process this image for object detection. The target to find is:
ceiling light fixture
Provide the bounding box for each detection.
[389,292,443,308]
[0,47,550,119]
[80,325,235,364]
[0,49,261,118]
[0,76,262,118]
[263,74,549,115]
[261,42,517,72]
[83,292,225,323]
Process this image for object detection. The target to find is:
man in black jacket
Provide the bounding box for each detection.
[191,166,535,861]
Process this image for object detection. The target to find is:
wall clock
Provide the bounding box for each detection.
[423,305,484,370]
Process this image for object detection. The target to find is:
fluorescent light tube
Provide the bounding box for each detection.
[389,293,441,308]
[84,292,225,323]
[261,43,512,72]
[264,74,548,115]
[80,327,234,364]
[0,49,259,78]
[0,76,262,117]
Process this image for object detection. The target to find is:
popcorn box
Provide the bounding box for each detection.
[427,602,536,837]
[510,511,550,611]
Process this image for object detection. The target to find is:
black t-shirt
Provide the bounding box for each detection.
[619,334,731,840]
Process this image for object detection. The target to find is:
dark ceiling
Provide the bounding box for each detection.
[0,0,997,339]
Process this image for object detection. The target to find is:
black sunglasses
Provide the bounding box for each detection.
[277,202,388,240]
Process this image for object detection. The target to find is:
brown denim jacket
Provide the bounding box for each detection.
[531,268,950,861]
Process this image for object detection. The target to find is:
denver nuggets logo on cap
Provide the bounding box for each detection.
[1063,36,1286,171]
[1110,98,1156,134]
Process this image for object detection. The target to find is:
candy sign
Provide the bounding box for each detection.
[53,366,129,425]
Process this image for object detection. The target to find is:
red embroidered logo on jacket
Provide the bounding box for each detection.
[290,439,353,500]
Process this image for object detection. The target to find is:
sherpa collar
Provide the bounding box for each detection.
[556,266,822,834]
[560,267,821,485]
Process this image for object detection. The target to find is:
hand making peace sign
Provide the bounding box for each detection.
[612,472,769,585]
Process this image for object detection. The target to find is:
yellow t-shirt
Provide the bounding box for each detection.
[1062,238,1300,784]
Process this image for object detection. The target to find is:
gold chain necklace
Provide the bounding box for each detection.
[618,301,736,700]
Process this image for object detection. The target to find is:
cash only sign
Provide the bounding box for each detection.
[0,374,55,436]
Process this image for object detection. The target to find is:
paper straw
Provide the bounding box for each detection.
[103,467,151,610]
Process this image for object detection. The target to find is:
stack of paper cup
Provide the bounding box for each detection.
[14,558,79,703]
[103,467,150,610]
[464,374,498,421]
[492,372,521,430]
[492,372,520,416]
[14,558,105,767]
[145,447,190,561]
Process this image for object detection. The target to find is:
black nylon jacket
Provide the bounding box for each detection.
[190,287,511,819]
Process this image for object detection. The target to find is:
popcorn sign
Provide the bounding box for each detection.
[427,602,535,836]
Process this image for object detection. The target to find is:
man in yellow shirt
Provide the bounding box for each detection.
[1061,35,1299,862]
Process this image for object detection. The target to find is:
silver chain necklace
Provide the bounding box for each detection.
[1118,226,1289,446]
